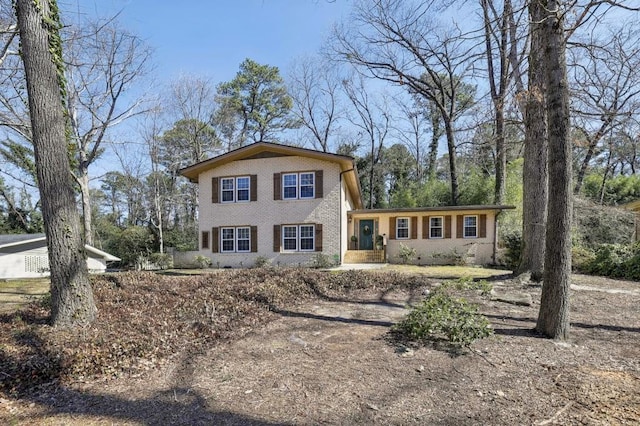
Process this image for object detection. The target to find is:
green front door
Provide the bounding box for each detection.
[359,220,374,250]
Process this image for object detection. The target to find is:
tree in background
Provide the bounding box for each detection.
[65,18,152,245]
[330,0,477,205]
[342,75,391,209]
[571,21,640,194]
[289,56,342,153]
[517,0,548,281]
[15,0,96,326]
[214,58,298,149]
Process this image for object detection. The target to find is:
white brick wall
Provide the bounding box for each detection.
[197,156,346,267]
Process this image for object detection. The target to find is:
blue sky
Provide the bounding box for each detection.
[68,0,352,83]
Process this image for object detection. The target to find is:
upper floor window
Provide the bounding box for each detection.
[430,216,444,239]
[464,215,478,238]
[282,172,315,200]
[396,217,409,239]
[212,175,256,204]
[221,176,250,203]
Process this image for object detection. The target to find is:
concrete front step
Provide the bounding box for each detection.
[344,249,385,264]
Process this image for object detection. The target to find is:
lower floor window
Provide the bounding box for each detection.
[282,224,315,252]
[221,226,251,253]
[464,215,478,238]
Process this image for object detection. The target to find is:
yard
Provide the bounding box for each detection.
[0,266,638,425]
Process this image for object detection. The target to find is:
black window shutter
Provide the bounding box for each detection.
[315,170,323,198]
[315,223,323,252]
[212,177,219,203]
[251,226,258,252]
[273,225,281,252]
[250,175,257,202]
[211,227,219,253]
[273,173,281,200]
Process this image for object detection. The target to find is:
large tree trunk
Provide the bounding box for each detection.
[517,0,548,282]
[443,119,459,205]
[494,107,506,204]
[536,0,572,340]
[15,0,96,327]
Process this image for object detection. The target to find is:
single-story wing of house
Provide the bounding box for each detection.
[179,141,515,268]
[0,234,120,279]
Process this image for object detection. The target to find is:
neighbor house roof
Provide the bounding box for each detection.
[0,234,120,261]
[179,141,363,209]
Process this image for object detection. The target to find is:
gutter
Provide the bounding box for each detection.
[339,168,355,265]
[493,210,502,265]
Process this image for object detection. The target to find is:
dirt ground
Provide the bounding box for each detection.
[1,272,639,425]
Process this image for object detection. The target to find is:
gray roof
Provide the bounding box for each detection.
[0,233,45,246]
[0,233,120,261]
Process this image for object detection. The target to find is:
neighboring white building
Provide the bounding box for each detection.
[0,234,120,279]
[180,142,515,267]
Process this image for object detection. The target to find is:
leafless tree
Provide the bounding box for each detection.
[15,0,96,326]
[329,0,478,205]
[480,0,526,204]
[570,22,640,194]
[65,18,152,245]
[342,75,391,209]
[289,56,343,153]
[391,97,429,182]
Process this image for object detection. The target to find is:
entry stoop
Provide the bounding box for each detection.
[343,250,385,263]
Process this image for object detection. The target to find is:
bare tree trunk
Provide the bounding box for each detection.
[537,0,572,340]
[79,162,92,245]
[15,0,96,327]
[518,0,548,281]
[426,106,442,181]
[574,119,613,194]
[444,119,459,205]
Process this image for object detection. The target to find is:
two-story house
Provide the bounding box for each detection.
[180,142,362,267]
[180,142,514,267]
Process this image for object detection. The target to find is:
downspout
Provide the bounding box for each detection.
[340,168,356,265]
[493,210,502,265]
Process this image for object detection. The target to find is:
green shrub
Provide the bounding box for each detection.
[502,230,522,270]
[149,253,173,270]
[254,256,271,268]
[309,253,335,269]
[583,242,640,280]
[395,291,493,348]
[394,279,493,349]
[193,255,211,269]
[585,244,631,277]
[398,243,417,264]
[571,245,596,273]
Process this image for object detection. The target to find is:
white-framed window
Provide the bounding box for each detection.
[220,226,251,252]
[396,217,409,239]
[236,177,250,202]
[464,215,478,238]
[282,172,315,200]
[300,225,315,250]
[282,224,315,252]
[221,176,250,203]
[221,178,235,203]
[283,174,297,199]
[299,172,315,198]
[430,216,444,239]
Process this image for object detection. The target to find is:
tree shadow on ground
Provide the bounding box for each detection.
[1,321,289,426]
[484,313,640,335]
[24,386,288,426]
